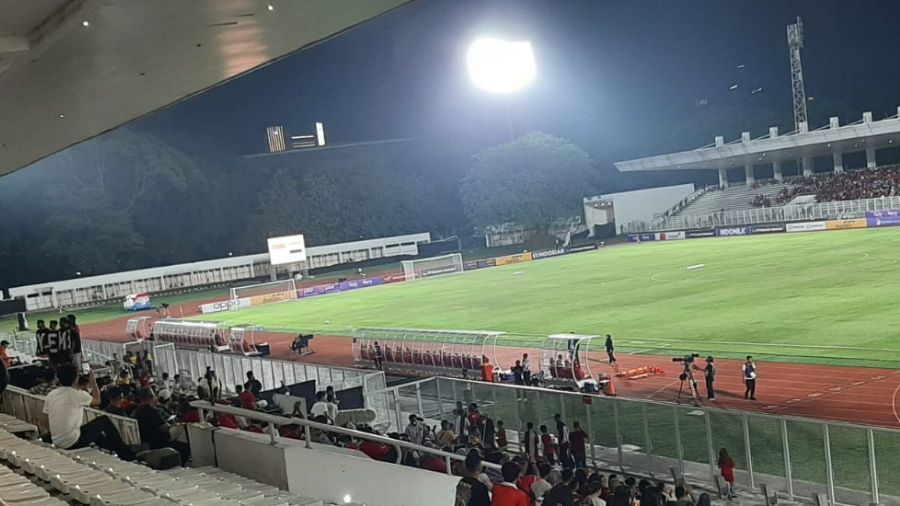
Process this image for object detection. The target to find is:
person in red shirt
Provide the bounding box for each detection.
[496,420,508,450]
[492,462,531,506]
[718,448,736,499]
[569,420,588,469]
[359,440,390,461]
[539,425,556,465]
[237,384,257,410]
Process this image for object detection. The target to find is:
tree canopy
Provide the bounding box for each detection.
[460,132,597,230]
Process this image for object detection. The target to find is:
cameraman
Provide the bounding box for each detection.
[693,355,716,400]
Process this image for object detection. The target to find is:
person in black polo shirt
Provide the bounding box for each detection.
[244,370,262,397]
[693,356,717,401]
[742,356,757,400]
[455,451,490,506]
[134,387,190,464]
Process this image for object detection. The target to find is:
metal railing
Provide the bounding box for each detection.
[627,195,900,233]
[189,400,501,475]
[385,376,897,506]
[0,386,141,446]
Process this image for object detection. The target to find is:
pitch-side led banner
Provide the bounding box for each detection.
[200,297,252,314]
[250,290,297,306]
[865,210,900,228]
[297,276,385,299]
[656,231,686,241]
[715,226,751,237]
[825,218,868,230]
[786,221,827,233]
[627,233,657,242]
[495,252,533,266]
[267,234,307,265]
[750,223,785,234]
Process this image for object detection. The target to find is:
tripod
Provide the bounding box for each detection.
[677,365,701,406]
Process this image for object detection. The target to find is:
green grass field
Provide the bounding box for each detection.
[196,228,900,368]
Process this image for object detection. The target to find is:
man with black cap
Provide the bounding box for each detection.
[404,413,425,446]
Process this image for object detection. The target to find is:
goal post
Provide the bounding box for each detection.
[230,279,297,308]
[401,253,464,281]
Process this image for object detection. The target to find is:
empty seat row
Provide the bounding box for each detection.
[0,427,323,506]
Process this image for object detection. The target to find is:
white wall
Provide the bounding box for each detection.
[284,444,458,506]
[585,184,694,234]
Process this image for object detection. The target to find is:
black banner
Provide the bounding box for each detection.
[463,258,497,271]
[532,248,566,260]
[0,298,26,317]
[750,223,786,234]
[686,229,715,238]
[565,243,599,253]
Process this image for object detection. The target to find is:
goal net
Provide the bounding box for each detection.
[230,279,297,308]
[402,253,464,281]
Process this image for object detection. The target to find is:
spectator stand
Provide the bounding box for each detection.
[539,334,598,390]
[351,327,506,379]
[148,319,263,356]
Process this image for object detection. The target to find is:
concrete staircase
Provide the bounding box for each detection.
[675,183,794,217]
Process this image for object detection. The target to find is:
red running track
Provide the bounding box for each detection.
[83,316,900,429]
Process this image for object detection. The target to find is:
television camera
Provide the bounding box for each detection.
[672,353,701,404]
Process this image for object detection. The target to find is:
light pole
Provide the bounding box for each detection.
[466,37,536,141]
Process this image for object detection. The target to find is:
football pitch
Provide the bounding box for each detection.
[196,228,900,368]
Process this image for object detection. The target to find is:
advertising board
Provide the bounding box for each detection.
[750,223,786,234]
[786,221,827,233]
[715,226,751,237]
[656,231,686,241]
[686,229,715,238]
[532,248,567,260]
[495,252,534,266]
[464,258,497,271]
[200,297,252,314]
[825,218,868,230]
[627,233,657,242]
[865,210,900,228]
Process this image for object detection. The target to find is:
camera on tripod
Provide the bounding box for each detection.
[671,353,700,364]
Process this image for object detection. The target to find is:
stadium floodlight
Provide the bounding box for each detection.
[467,38,536,94]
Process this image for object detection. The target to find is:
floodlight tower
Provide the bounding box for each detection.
[787,17,808,131]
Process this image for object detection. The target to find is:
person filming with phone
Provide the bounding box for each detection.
[43,364,135,460]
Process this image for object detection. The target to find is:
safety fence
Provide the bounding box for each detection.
[0,386,141,446]
[628,195,900,232]
[380,376,898,506]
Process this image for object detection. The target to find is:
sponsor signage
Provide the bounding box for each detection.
[686,229,715,238]
[656,231,686,241]
[532,248,567,260]
[297,276,386,299]
[250,290,297,306]
[826,218,868,230]
[627,233,657,242]
[463,258,497,271]
[565,243,598,253]
[865,210,900,228]
[786,221,827,233]
[715,226,751,237]
[495,252,534,266]
[750,223,785,234]
[200,297,252,314]
[421,266,460,277]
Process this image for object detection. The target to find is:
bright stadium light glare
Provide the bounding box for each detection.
[467,38,535,94]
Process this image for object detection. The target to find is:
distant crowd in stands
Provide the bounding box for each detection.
[749,166,900,207]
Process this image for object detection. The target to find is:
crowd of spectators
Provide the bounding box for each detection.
[765,167,900,205]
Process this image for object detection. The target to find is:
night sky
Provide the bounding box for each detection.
[131,0,900,164]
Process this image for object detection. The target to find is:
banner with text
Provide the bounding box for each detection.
[200,297,252,314]
[532,248,567,260]
[656,230,686,241]
[826,218,868,230]
[750,223,786,234]
[865,210,900,228]
[715,226,751,237]
[297,276,385,299]
[786,221,827,233]
[495,252,534,266]
[464,258,497,271]
[686,229,715,238]
[627,233,657,242]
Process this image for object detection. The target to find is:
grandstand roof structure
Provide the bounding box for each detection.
[615,109,900,186]
[0,0,409,178]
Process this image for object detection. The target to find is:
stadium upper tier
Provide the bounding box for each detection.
[0,0,409,178]
[615,109,900,186]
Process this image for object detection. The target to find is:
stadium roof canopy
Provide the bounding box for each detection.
[615,109,900,185]
[0,0,409,178]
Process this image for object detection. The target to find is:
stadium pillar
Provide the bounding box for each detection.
[773,160,783,181]
[744,163,755,184]
[718,169,728,188]
[802,157,813,176]
[866,147,877,169]
[832,149,844,174]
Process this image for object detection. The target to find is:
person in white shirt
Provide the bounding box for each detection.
[404,414,425,445]
[159,372,175,392]
[43,364,134,460]
[309,391,332,422]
